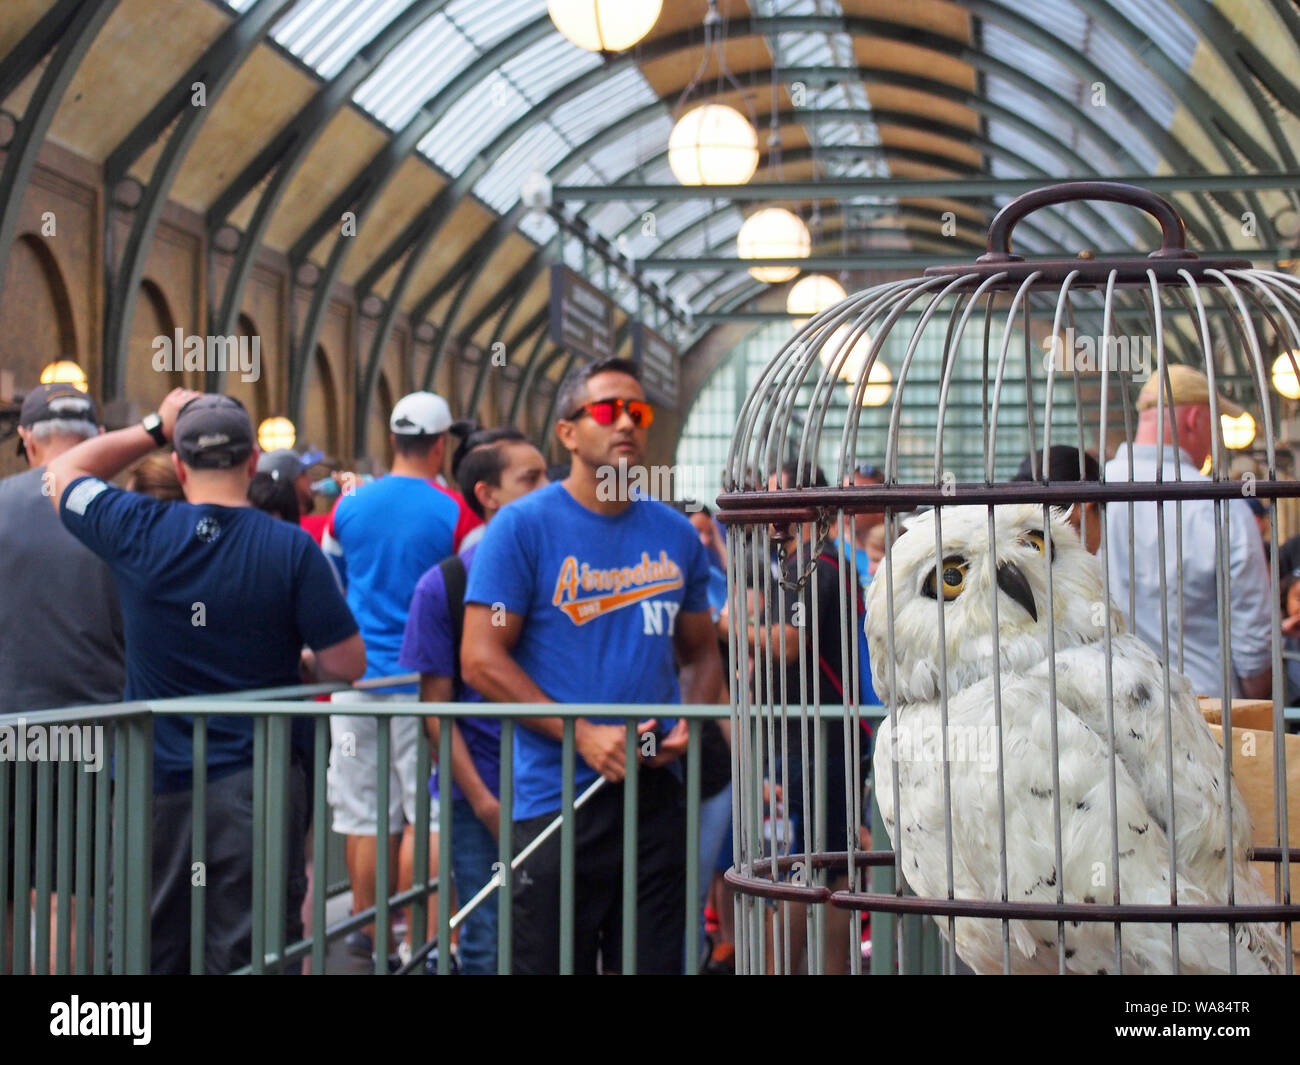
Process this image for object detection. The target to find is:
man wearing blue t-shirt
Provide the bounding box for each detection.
[322,390,481,966]
[463,357,722,975]
[47,388,365,974]
[399,426,548,974]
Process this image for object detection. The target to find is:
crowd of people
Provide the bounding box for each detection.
[2,358,1296,976]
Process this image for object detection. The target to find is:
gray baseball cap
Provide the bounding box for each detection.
[173,394,254,469]
[16,383,98,457]
[257,448,325,483]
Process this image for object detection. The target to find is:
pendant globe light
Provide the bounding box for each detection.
[668,104,759,186]
[839,359,893,407]
[818,326,874,384]
[258,416,296,452]
[1221,410,1256,450]
[668,1,759,188]
[738,208,810,283]
[1272,351,1300,398]
[39,360,88,391]
[548,0,662,52]
[787,274,846,323]
[858,360,893,407]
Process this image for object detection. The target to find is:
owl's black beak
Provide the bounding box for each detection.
[996,561,1037,622]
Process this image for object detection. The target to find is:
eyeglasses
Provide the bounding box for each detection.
[566,397,654,429]
[854,464,883,479]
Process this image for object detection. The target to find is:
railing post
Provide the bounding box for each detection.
[497,718,514,975]
[56,758,74,973]
[251,715,266,974]
[375,712,391,974]
[93,739,110,974]
[311,715,329,976]
[34,758,53,974]
[559,718,575,975]
[411,711,431,957]
[684,717,701,975]
[75,753,93,974]
[621,716,638,976]
[122,712,153,975]
[190,717,207,974]
[264,712,290,973]
[436,715,452,975]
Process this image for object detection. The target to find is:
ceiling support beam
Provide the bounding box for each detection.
[205,0,451,396]
[554,172,1300,203]
[100,0,294,400]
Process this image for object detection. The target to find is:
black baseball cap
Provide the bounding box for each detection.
[173,394,254,469]
[16,383,99,458]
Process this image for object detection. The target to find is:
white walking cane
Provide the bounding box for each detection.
[446,775,608,931]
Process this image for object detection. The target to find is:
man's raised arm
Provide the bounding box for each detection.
[47,387,197,507]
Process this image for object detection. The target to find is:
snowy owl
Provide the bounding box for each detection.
[866,503,1284,975]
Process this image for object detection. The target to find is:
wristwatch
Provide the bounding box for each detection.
[141,412,167,447]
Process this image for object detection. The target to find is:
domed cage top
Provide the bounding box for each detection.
[717,182,1300,976]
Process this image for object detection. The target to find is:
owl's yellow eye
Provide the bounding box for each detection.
[923,556,968,601]
[1019,529,1055,560]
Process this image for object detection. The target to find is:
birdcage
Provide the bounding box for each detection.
[718,182,1300,976]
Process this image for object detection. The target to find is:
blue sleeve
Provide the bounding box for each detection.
[59,476,164,574]
[322,497,347,589]
[399,567,455,677]
[294,538,360,650]
[681,527,712,614]
[465,506,534,615]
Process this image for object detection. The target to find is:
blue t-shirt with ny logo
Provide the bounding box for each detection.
[465,481,711,819]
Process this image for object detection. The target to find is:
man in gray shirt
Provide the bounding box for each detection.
[2,383,124,967]
[0,383,125,715]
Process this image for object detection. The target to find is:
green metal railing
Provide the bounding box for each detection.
[2,679,741,975]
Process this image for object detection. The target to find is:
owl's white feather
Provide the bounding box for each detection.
[866,503,1284,974]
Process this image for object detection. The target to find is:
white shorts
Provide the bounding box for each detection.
[327,692,438,836]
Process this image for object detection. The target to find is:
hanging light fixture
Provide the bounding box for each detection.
[668,104,759,186]
[787,274,846,323]
[39,360,88,391]
[667,1,759,188]
[851,361,893,407]
[1272,351,1300,399]
[258,416,296,452]
[816,325,877,384]
[548,0,662,52]
[738,208,810,283]
[1221,410,1256,450]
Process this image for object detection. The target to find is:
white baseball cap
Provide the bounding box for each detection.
[390,391,453,436]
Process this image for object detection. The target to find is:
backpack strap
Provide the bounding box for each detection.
[815,550,872,709]
[438,554,468,693]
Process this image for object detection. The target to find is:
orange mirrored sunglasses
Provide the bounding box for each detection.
[566,397,654,428]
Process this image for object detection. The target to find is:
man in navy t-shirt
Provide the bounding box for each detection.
[48,388,365,974]
[463,357,722,975]
[399,427,548,973]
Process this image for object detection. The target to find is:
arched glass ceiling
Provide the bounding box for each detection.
[215,0,1299,361]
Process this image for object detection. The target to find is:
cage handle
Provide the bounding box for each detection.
[978,181,1198,263]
